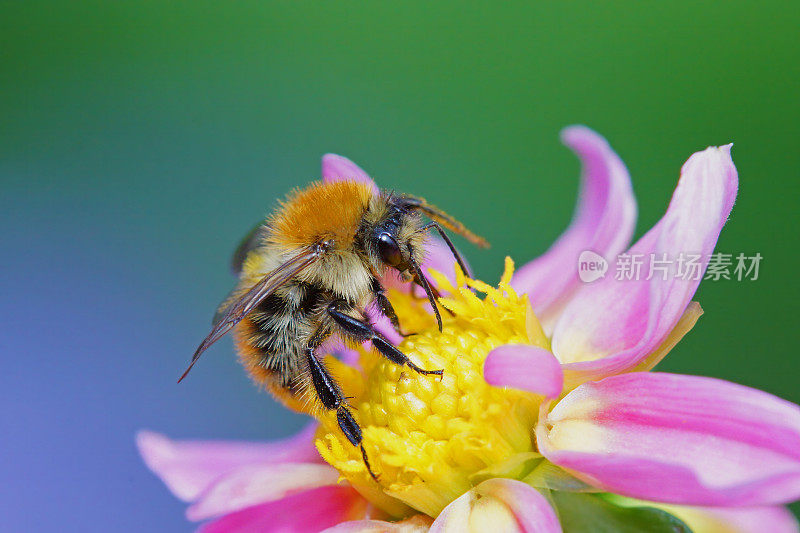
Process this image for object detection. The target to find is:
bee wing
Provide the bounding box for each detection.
[400,194,490,248]
[230,220,267,276]
[178,243,329,383]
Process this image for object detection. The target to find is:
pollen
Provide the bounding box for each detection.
[315,258,551,518]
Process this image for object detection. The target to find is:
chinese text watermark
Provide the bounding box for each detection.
[577,251,762,283]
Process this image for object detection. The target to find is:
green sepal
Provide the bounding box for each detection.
[469,453,600,494]
[551,491,693,533]
[522,460,598,493]
[468,451,543,485]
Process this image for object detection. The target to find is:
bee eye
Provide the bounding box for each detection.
[377,233,403,267]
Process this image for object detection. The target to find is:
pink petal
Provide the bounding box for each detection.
[512,126,636,323]
[483,345,564,399]
[551,144,738,384]
[429,481,561,533]
[322,515,433,532]
[136,422,320,502]
[321,154,379,193]
[702,507,800,533]
[198,485,367,533]
[368,306,403,346]
[477,478,563,533]
[320,337,362,366]
[187,463,340,520]
[421,235,469,284]
[664,504,799,533]
[428,488,473,532]
[538,372,800,506]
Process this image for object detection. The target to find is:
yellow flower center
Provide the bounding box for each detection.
[315,258,552,517]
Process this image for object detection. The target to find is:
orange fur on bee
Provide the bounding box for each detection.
[270,181,374,249]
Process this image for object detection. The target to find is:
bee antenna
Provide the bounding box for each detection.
[398,194,489,248]
[421,221,473,278]
[407,249,443,332]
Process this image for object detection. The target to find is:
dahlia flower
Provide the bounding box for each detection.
[139,127,800,532]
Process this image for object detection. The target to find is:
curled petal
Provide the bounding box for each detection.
[199,485,367,533]
[484,345,564,399]
[551,144,738,384]
[428,487,473,532]
[136,423,320,502]
[477,479,563,533]
[430,480,561,533]
[322,515,433,532]
[322,154,379,193]
[512,126,636,323]
[187,463,340,521]
[538,372,800,506]
[658,504,799,533]
[626,301,703,374]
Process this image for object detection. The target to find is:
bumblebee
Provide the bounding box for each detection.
[179,179,487,478]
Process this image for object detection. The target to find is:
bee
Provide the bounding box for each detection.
[178,179,488,479]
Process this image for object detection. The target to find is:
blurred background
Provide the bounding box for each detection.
[2,1,798,530]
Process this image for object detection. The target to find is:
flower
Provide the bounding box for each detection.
[138,128,800,532]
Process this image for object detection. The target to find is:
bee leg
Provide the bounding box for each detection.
[371,278,415,337]
[305,346,380,482]
[328,305,443,377]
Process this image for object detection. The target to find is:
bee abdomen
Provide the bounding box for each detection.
[233,283,321,390]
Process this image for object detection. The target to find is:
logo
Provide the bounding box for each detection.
[578,251,608,283]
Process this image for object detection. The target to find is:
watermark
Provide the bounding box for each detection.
[578,251,762,283]
[577,250,608,282]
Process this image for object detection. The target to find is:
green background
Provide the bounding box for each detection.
[2,2,798,530]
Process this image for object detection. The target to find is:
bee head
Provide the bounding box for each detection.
[360,191,484,332]
[361,194,427,278]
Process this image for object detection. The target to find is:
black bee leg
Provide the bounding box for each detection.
[305,346,379,482]
[336,408,378,481]
[328,305,443,378]
[372,335,444,377]
[371,278,415,337]
[407,252,444,332]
